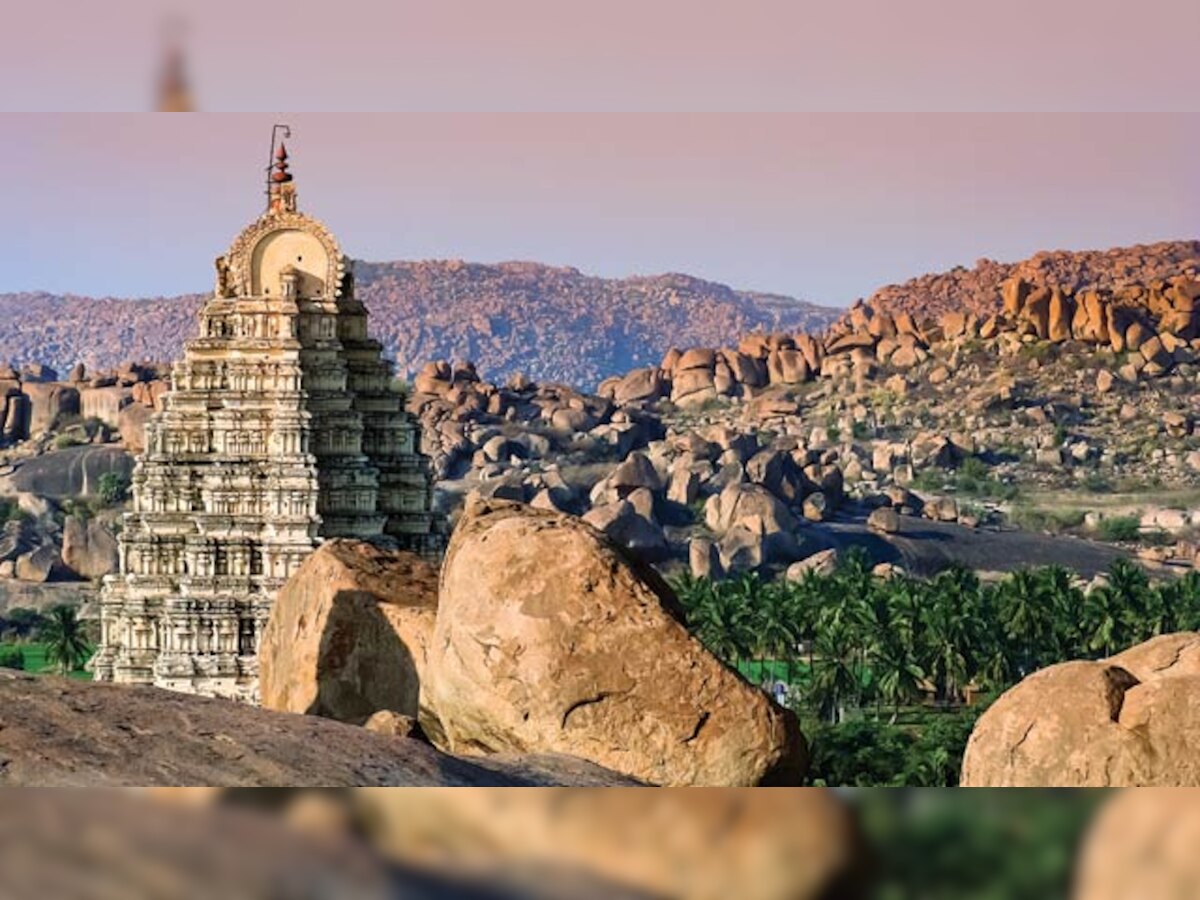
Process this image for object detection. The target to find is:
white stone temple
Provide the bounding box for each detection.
[91,140,444,700]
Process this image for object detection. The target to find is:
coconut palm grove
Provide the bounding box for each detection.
[671,553,1200,786]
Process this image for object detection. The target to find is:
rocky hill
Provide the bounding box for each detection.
[0,261,838,386]
[864,240,1200,321]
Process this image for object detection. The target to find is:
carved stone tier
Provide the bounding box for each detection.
[92,169,444,701]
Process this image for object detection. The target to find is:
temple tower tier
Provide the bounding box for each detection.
[91,143,446,702]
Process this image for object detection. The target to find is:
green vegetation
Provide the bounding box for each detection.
[0,605,93,677]
[96,471,132,505]
[0,496,31,524]
[851,420,872,441]
[1096,515,1141,543]
[41,605,91,675]
[0,645,24,669]
[855,790,1105,899]
[671,552,1200,785]
[1009,506,1086,535]
[912,456,1019,501]
[54,433,85,450]
[1081,471,1113,493]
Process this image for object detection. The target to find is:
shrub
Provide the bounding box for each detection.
[1097,515,1141,543]
[0,646,24,670]
[1082,471,1112,493]
[1009,507,1085,535]
[851,421,872,441]
[96,472,132,505]
[54,433,84,450]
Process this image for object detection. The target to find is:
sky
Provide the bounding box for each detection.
[1,0,1198,112]
[1,113,1197,306]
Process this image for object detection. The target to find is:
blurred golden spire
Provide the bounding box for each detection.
[156,18,193,112]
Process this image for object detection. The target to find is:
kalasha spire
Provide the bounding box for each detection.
[267,127,297,213]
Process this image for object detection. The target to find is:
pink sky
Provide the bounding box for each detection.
[1,113,1197,303]
[1,0,1198,111]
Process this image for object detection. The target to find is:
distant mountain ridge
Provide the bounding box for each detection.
[0,260,838,388]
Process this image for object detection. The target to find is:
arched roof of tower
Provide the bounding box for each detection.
[220,209,348,300]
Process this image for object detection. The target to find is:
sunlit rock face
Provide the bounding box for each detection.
[91,146,444,701]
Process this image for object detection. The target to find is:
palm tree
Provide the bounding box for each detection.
[754,581,799,685]
[689,583,750,668]
[42,605,91,676]
[872,637,925,723]
[996,568,1057,676]
[919,569,981,705]
[1081,586,1123,657]
[808,622,860,724]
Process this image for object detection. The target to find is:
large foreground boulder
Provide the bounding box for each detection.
[259,540,438,729]
[427,499,807,786]
[0,671,634,786]
[961,633,1200,786]
[1074,789,1200,900]
[358,789,865,900]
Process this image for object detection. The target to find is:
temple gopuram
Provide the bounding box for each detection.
[91,138,444,700]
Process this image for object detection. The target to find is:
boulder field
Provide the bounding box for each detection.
[259,499,807,787]
[960,632,1200,786]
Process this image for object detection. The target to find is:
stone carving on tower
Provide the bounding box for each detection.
[91,138,445,701]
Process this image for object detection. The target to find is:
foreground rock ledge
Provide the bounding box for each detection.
[960,632,1200,786]
[0,671,635,787]
[427,498,807,786]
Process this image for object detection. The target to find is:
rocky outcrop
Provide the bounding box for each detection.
[0,670,635,786]
[259,540,439,729]
[960,633,1200,786]
[868,240,1200,321]
[0,445,133,500]
[428,499,807,786]
[14,545,66,583]
[60,515,119,579]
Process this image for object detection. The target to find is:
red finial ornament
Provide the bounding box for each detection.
[267,124,296,213]
[271,143,293,183]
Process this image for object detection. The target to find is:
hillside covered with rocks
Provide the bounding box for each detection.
[866,239,1199,321]
[0,260,837,387]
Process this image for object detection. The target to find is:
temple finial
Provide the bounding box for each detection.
[267,126,296,213]
[155,17,193,112]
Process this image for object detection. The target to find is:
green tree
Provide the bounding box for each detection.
[41,605,91,675]
[808,620,861,724]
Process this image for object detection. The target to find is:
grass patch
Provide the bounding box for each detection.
[0,641,93,679]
